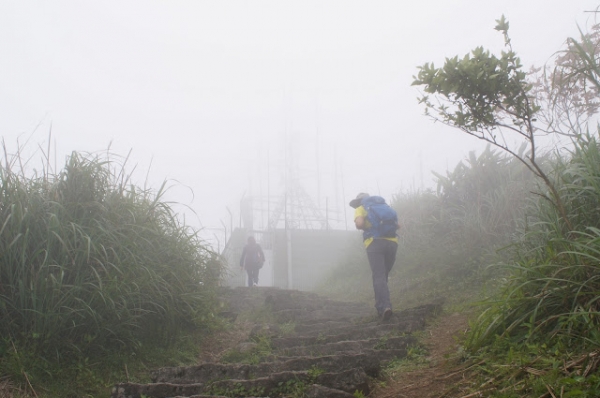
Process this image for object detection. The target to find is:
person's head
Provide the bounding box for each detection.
[349,193,369,208]
[247,236,256,244]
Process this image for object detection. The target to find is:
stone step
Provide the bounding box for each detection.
[290,304,438,333]
[293,320,360,334]
[264,292,371,312]
[217,286,284,314]
[269,319,387,340]
[208,368,369,396]
[275,336,414,357]
[171,396,229,398]
[267,348,409,369]
[271,323,414,350]
[272,307,374,323]
[262,304,437,341]
[171,384,355,398]
[112,382,205,398]
[249,319,370,341]
[112,368,369,398]
[150,351,389,384]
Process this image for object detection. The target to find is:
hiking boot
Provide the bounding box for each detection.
[382,308,393,321]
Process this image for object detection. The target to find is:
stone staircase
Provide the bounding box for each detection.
[111,287,439,398]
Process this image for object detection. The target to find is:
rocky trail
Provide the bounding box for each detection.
[111,287,443,398]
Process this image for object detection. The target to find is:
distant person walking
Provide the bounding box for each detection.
[239,236,265,287]
[350,193,399,321]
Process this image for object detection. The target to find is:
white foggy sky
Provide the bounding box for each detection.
[1,1,598,244]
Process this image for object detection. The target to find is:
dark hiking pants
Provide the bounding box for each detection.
[366,238,398,315]
[246,267,259,287]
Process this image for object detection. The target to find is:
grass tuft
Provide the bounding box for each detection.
[0,144,224,395]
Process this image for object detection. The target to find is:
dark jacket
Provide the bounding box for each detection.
[240,243,265,270]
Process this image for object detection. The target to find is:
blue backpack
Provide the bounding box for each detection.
[361,196,398,239]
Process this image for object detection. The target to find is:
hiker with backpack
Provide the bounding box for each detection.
[239,236,265,287]
[350,193,399,321]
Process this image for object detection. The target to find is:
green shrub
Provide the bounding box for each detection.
[468,135,600,351]
[0,148,223,366]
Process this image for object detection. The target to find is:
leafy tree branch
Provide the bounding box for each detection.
[412,15,573,231]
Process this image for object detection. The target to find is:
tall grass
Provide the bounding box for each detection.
[389,147,538,308]
[467,134,600,351]
[0,147,222,367]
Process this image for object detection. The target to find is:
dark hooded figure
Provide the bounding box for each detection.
[239,236,265,287]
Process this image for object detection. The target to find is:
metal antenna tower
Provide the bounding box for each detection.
[266,129,330,230]
[267,179,330,230]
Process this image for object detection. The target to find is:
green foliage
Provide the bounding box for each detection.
[468,135,600,352]
[353,390,367,398]
[373,336,389,350]
[306,365,325,380]
[325,13,600,398]
[383,344,430,378]
[279,321,296,336]
[433,145,533,238]
[0,145,223,394]
[454,20,600,397]
[406,344,429,360]
[221,333,272,364]
[414,15,576,232]
[464,341,600,397]
[413,16,537,137]
[208,382,267,398]
[1,321,215,397]
[392,146,536,308]
[271,378,307,398]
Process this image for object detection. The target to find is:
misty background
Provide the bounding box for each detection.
[1,1,597,248]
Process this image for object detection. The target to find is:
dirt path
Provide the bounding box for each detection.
[371,312,471,398]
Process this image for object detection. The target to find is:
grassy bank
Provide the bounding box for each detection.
[0,147,223,397]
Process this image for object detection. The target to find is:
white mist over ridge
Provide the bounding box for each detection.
[1,1,597,251]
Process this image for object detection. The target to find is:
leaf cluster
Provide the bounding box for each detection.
[413,16,538,140]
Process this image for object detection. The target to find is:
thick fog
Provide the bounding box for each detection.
[1,1,597,247]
